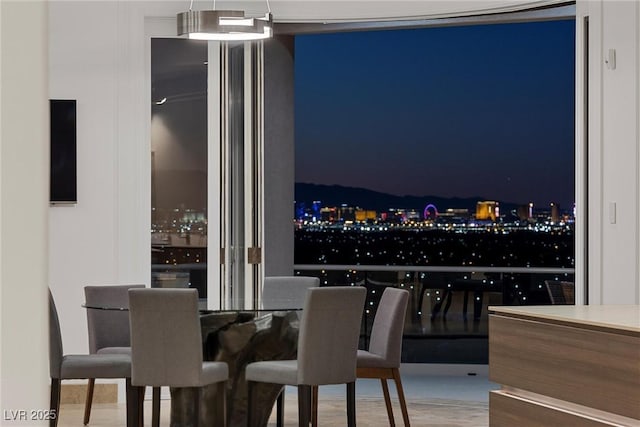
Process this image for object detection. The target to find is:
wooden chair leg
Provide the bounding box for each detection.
[139,386,145,427]
[216,381,227,427]
[380,378,396,427]
[50,378,61,427]
[311,386,318,427]
[151,387,160,427]
[346,381,356,427]
[276,388,284,427]
[247,381,256,427]
[392,368,410,427]
[125,379,143,427]
[83,378,95,425]
[193,387,200,427]
[298,385,311,427]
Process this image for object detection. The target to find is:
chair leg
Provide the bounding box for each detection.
[346,381,356,427]
[391,368,410,427]
[311,386,318,427]
[417,284,428,317]
[151,387,160,427]
[462,290,469,320]
[125,379,144,427]
[83,378,95,425]
[247,381,256,427]
[50,378,61,427]
[297,385,311,427]
[443,290,453,318]
[276,388,284,427]
[139,386,145,427]
[193,387,201,427]
[216,381,227,427]
[380,378,395,427]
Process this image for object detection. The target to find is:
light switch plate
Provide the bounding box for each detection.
[606,48,616,70]
[609,202,617,224]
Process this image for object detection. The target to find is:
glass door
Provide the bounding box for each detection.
[216,42,265,310]
[150,37,209,303]
[148,19,264,310]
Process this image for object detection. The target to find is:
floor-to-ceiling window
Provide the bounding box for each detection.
[293,19,576,363]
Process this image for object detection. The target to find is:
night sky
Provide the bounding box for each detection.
[295,20,576,210]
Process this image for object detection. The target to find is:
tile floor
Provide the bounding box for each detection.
[57,366,498,427]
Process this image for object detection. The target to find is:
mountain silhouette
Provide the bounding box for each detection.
[295,182,519,213]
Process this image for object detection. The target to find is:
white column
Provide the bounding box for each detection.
[584,0,640,304]
[263,36,295,276]
[0,1,50,425]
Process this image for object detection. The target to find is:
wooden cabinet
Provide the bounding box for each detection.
[489,306,640,427]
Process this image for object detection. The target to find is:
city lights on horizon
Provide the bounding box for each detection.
[294,199,575,232]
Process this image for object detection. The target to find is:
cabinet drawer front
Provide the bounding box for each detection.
[490,391,628,427]
[489,314,640,419]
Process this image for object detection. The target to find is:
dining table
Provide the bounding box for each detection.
[83,301,301,427]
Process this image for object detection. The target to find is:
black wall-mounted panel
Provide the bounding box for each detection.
[50,99,77,203]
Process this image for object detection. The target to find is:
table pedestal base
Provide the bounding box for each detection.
[171,311,298,427]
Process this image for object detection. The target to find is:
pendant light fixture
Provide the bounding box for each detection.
[178,0,273,41]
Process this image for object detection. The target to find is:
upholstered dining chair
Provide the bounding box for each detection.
[246,286,366,427]
[262,275,320,426]
[83,284,159,426]
[128,288,229,427]
[262,276,320,309]
[544,280,575,305]
[49,289,139,427]
[356,287,410,426]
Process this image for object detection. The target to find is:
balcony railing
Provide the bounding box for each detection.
[294,264,575,363]
[149,257,576,363]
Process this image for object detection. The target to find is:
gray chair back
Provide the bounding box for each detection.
[128,288,204,387]
[368,288,409,367]
[545,280,575,305]
[85,284,144,353]
[262,276,320,309]
[297,286,366,385]
[48,289,64,379]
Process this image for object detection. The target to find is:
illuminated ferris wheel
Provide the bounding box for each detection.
[423,203,438,220]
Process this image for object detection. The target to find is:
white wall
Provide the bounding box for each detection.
[600,0,640,304]
[48,1,123,353]
[182,0,566,23]
[48,0,153,355]
[0,1,49,423]
[580,0,640,304]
